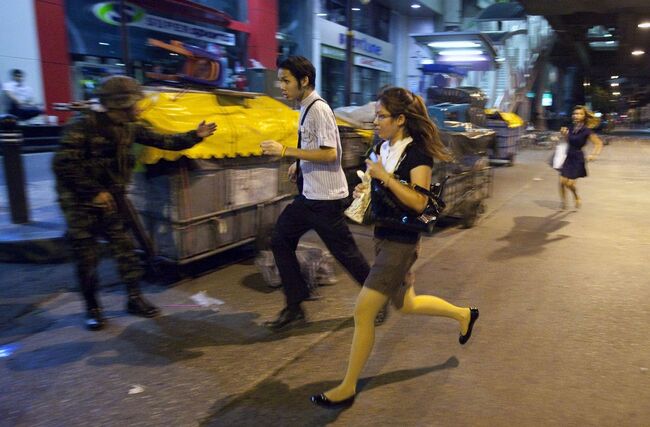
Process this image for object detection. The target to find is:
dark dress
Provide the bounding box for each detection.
[560,125,591,179]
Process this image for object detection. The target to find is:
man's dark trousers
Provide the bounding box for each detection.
[271,195,370,308]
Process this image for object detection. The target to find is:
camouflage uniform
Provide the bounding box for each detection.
[53,107,201,311]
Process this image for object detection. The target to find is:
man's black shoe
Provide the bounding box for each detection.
[265,306,306,331]
[85,308,106,331]
[126,295,160,318]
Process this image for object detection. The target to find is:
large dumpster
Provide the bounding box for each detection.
[128,88,300,264]
[484,110,525,166]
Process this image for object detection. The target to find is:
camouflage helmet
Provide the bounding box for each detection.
[96,75,144,109]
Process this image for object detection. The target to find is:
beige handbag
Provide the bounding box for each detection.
[344,170,372,224]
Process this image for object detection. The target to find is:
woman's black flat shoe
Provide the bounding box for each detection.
[459,307,479,345]
[310,393,355,408]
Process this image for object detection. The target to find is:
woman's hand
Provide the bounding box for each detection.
[260,140,284,156]
[560,126,569,137]
[364,155,390,184]
[353,182,368,199]
[196,120,217,138]
[587,154,597,162]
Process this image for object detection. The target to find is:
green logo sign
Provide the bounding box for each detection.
[93,2,145,26]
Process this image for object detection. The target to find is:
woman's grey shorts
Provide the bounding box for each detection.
[364,238,419,309]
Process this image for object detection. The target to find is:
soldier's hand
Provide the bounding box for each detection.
[92,191,117,213]
[196,120,217,138]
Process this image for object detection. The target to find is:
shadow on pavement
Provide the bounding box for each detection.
[200,356,459,426]
[489,211,574,261]
[6,311,354,370]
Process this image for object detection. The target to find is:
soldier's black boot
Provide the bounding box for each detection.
[85,307,106,331]
[80,272,105,330]
[126,294,160,318]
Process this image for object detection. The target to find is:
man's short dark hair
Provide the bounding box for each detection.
[11,69,23,77]
[277,56,315,89]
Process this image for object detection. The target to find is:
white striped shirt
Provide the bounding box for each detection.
[298,91,348,200]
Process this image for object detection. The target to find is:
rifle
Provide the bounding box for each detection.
[112,190,161,277]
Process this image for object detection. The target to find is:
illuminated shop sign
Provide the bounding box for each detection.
[338,34,382,56]
[92,2,235,46]
[318,17,393,61]
[354,55,392,72]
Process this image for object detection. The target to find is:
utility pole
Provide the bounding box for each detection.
[344,0,353,106]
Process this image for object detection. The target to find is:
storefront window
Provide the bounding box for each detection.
[320,0,390,42]
[65,0,246,99]
[354,66,391,106]
[321,57,346,108]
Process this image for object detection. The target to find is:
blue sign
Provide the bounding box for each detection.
[338,34,382,56]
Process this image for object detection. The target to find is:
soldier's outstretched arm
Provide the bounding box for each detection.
[52,118,106,202]
[134,120,216,151]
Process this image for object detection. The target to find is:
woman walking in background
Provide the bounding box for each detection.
[559,105,604,209]
[311,87,479,408]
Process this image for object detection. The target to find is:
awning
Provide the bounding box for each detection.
[412,32,498,58]
[412,32,498,71]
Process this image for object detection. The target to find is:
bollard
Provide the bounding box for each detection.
[1,126,29,224]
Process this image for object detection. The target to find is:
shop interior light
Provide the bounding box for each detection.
[351,7,361,11]
[638,22,650,29]
[411,4,421,8]
[428,41,481,48]
[98,42,109,46]
[611,75,619,79]
[611,82,619,87]
[438,49,483,56]
[632,50,645,55]
[438,55,487,62]
[316,13,327,17]
[420,59,434,64]
[613,91,621,95]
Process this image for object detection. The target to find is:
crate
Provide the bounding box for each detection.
[485,121,523,162]
[130,168,227,222]
[139,194,295,263]
[131,157,290,223]
[440,166,492,225]
[340,133,369,169]
[226,165,279,208]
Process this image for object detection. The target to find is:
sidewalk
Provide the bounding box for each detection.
[3,138,650,425]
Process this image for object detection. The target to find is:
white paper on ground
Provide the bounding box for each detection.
[189,291,225,311]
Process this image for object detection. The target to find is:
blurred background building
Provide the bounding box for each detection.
[1,0,649,127]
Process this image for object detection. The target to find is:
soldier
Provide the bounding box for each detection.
[53,76,216,330]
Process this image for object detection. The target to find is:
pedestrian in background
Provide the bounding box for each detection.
[260,56,387,330]
[558,105,603,209]
[53,76,216,330]
[311,87,479,408]
[2,69,43,121]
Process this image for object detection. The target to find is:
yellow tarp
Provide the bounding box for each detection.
[138,91,300,164]
[137,90,374,164]
[484,109,524,128]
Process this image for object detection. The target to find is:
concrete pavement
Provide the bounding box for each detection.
[2,134,650,426]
